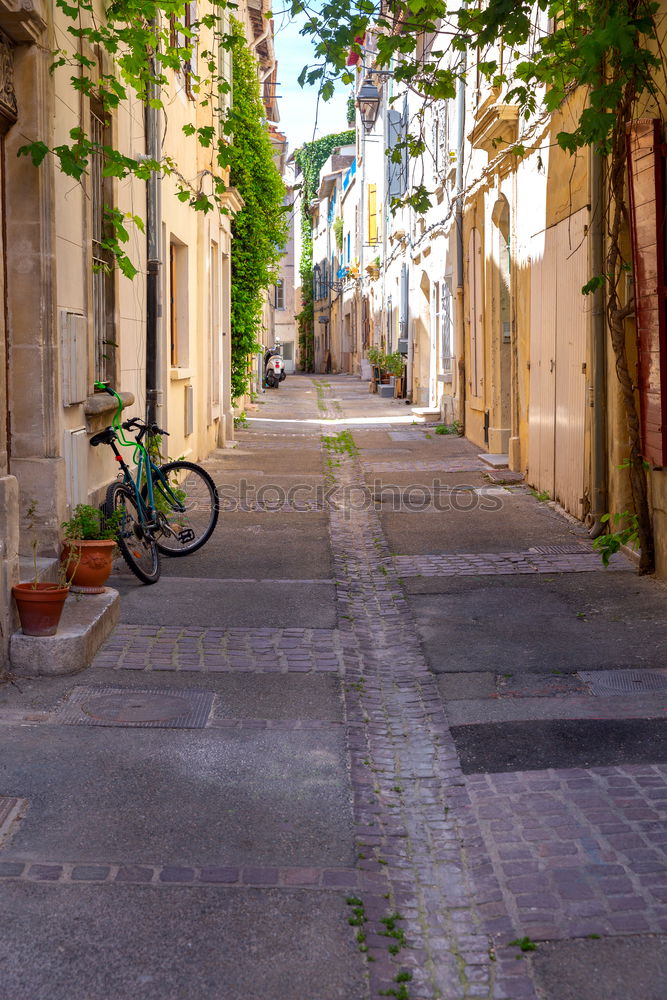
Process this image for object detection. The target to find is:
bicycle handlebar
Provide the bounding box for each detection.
[92,383,171,468]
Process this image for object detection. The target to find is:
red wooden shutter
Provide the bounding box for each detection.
[627,118,667,467]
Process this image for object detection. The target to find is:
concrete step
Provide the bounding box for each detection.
[478,452,509,469]
[10,588,119,677]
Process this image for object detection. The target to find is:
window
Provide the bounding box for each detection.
[368,184,378,244]
[170,2,197,100]
[170,238,189,367]
[210,240,220,409]
[91,100,116,385]
[441,278,454,379]
[468,228,484,397]
[275,279,285,310]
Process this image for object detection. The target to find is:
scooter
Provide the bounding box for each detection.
[264,349,285,388]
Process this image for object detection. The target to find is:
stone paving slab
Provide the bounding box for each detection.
[453,719,667,773]
[394,549,631,575]
[410,572,666,675]
[112,578,337,628]
[0,883,366,1000]
[92,624,346,673]
[0,725,355,868]
[368,458,489,473]
[464,764,667,941]
[531,935,667,1000]
[446,692,667,725]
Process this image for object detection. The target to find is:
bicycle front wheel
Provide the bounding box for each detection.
[149,460,219,556]
[105,481,161,584]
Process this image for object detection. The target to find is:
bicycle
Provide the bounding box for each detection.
[90,382,220,584]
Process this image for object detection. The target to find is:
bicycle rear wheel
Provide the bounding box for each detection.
[149,460,219,556]
[105,481,161,584]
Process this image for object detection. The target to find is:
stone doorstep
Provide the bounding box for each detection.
[10,589,120,677]
[478,452,509,469]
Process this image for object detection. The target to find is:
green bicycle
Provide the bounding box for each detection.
[90,382,219,584]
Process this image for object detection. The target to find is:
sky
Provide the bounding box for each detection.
[271,10,351,154]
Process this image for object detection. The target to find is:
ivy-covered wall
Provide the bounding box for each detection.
[294,131,354,371]
[228,21,287,401]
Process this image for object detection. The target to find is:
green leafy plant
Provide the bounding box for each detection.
[531,489,551,503]
[234,411,248,429]
[333,216,344,252]
[61,504,122,541]
[367,346,386,369]
[592,511,640,566]
[383,352,404,377]
[509,936,538,953]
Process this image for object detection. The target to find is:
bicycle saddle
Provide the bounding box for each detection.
[90,427,117,447]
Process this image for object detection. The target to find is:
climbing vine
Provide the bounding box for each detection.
[294,130,354,370]
[227,20,287,401]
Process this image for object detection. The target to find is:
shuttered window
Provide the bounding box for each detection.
[368,184,378,244]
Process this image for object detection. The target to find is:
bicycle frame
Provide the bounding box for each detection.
[93,382,186,533]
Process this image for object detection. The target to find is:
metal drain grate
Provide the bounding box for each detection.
[579,669,667,695]
[0,797,26,847]
[528,544,592,555]
[57,686,214,729]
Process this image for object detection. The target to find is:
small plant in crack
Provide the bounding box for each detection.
[379,970,413,999]
[508,936,538,953]
[346,896,371,956]
[380,913,407,954]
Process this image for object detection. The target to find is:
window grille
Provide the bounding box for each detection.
[275,279,285,310]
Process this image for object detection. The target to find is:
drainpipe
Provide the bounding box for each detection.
[454,37,467,430]
[145,19,162,426]
[589,143,607,537]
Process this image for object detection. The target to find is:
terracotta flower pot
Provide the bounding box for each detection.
[12,583,69,637]
[61,539,116,594]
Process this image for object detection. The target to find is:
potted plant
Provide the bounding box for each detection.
[60,504,121,594]
[12,500,71,636]
[366,255,381,280]
[384,352,405,378]
[367,347,386,390]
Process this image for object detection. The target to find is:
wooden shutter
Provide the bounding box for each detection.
[627,118,667,467]
[387,110,402,201]
[368,184,377,243]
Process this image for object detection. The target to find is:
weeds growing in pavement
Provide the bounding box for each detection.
[509,936,538,953]
[531,489,551,502]
[322,430,358,457]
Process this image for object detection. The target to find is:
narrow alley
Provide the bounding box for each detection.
[0,375,665,999]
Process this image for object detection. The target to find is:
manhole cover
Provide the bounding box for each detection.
[58,686,214,729]
[579,669,667,695]
[81,693,190,724]
[528,544,591,555]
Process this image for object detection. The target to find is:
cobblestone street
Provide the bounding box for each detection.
[1,374,667,998]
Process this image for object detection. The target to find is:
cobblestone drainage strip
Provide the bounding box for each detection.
[57,687,214,729]
[0,797,27,847]
[579,669,667,695]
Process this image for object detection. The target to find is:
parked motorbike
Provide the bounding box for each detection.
[264,348,286,388]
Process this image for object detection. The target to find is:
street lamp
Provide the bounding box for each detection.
[356,78,381,133]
